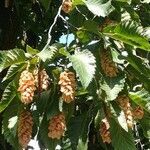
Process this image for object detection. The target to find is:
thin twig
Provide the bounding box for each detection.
[43,0,65,51]
[75,6,88,20]
[59,14,78,29]
[134,123,144,150]
[43,0,79,51]
[65,21,70,48]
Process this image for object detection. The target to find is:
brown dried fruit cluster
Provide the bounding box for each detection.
[58,71,76,103]
[34,69,50,91]
[48,113,66,139]
[132,106,144,120]
[99,118,111,143]
[62,0,72,13]
[100,49,118,77]
[18,70,36,104]
[117,95,133,128]
[18,110,33,148]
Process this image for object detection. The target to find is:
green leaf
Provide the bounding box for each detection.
[0,49,26,72]
[38,116,59,149]
[141,0,150,3]
[110,102,129,131]
[39,0,51,10]
[77,113,92,150]
[115,0,131,3]
[36,90,51,115]
[117,110,128,132]
[76,87,88,96]
[77,138,88,150]
[26,45,39,55]
[32,110,40,137]
[123,51,150,78]
[129,89,150,113]
[2,103,19,149]
[0,81,16,113]
[83,20,100,35]
[69,49,96,88]
[140,112,150,138]
[124,5,140,22]
[94,109,104,128]
[46,81,60,120]
[2,64,26,82]
[59,48,70,56]
[61,137,72,150]
[110,118,136,150]
[73,0,84,5]
[46,97,60,120]
[37,43,63,62]
[111,48,125,64]
[103,21,150,51]
[76,30,91,43]
[69,8,85,28]
[0,52,5,70]
[3,122,19,150]
[68,112,92,150]
[126,65,150,92]
[100,75,126,101]
[116,0,131,2]
[84,0,114,17]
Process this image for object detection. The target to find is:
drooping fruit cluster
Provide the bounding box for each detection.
[18,70,36,104]
[132,106,144,120]
[34,69,50,91]
[100,49,118,77]
[58,71,76,103]
[117,95,133,128]
[18,110,33,148]
[48,113,66,139]
[62,0,72,13]
[99,118,111,143]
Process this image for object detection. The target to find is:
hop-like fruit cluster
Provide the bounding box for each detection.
[18,70,36,104]
[34,69,50,91]
[117,95,133,128]
[62,0,72,13]
[58,71,76,103]
[132,106,144,120]
[100,49,118,77]
[48,113,66,139]
[18,110,33,148]
[99,118,111,143]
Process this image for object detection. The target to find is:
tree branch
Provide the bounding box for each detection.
[43,0,65,51]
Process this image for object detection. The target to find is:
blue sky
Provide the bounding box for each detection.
[59,33,75,46]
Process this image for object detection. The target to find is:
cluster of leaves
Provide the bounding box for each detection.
[0,0,150,150]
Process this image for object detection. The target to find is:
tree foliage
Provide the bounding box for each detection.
[0,0,150,149]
